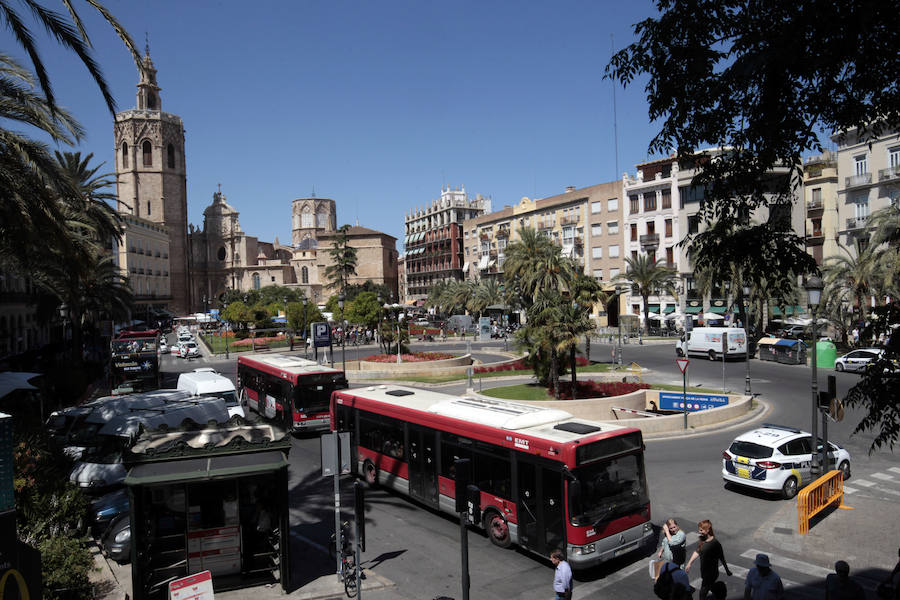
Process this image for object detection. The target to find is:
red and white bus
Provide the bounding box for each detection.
[331,385,653,569]
[237,353,348,432]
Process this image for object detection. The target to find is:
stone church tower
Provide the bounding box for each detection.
[114,49,191,314]
[291,197,337,248]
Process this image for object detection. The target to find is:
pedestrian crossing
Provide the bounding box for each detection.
[840,466,900,500]
[572,533,879,599]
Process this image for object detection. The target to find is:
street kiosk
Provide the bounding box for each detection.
[125,421,292,600]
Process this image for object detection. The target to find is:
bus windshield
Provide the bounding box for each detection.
[569,453,649,527]
[293,374,348,413]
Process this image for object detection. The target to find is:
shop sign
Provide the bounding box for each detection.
[169,569,214,600]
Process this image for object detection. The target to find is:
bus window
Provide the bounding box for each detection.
[474,450,511,499]
[440,435,472,480]
[569,454,648,526]
[359,413,404,458]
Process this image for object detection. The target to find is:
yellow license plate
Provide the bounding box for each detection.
[737,467,750,479]
[735,456,750,465]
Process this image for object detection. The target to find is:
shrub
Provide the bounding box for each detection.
[361,352,455,363]
[40,535,94,599]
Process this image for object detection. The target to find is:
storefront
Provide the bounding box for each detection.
[125,423,292,600]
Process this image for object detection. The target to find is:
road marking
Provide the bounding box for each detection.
[854,479,876,487]
[842,485,858,494]
[572,558,647,598]
[741,549,832,578]
[889,467,900,475]
[870,472,895,481]
[688,564,815,598]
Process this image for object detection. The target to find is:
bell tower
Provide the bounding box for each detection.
[114,45,191,314]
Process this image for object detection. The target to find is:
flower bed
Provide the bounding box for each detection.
[552,380,650,400]
[409,326,442,335]
[474,356,589,374]
[230,335,284,348]
[362,352,456,363]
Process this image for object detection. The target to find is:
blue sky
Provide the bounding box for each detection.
[23,0,665,249]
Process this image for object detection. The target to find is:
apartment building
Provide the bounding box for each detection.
[115,215,172,316]
[833,128,900,257]
[803,151,840,266]
[403,186,490,302]
[622,156,681,319]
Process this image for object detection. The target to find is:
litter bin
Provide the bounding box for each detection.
[757,337,779,362]
[815,340,837,369]
[774,339,807,365]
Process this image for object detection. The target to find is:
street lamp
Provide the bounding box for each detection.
[223,301,230,359]
[805,274,824,476]
[301,294,309,358]
[743,283,751,395]
[338,292,346,372]
[615,284,625,366]
[395,304,403,364]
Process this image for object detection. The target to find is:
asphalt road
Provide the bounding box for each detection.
[158,336,899,600]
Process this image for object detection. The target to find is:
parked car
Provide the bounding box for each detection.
[722,423,851,499]
[176,368,245,418]
[100,514,131,564]
[779,325,806,339]
[159,339,168,354]
[89,487,129,537]
[182,341,200,358]
[834,348,885,373]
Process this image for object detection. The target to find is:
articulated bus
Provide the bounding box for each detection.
[331,385,654,569]
[237,353,349,432]
[109,329,162,395]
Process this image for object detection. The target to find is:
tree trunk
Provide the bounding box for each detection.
[585,333,591,363]
[551,349,559,399]
[570,345,577,401]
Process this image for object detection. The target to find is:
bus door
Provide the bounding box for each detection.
[407,425,438,507]
[516,460,564,556]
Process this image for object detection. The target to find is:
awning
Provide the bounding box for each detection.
[708,306,728,314]
[404,299,417,306]
[126,451,288,486]
[462,262,470,273]
[647,304,660,314]
[684,306,702,314]
[478,255,490,269]
[702,312,725,320]
[757,337,779,345]
[663,306,676,314]
[772,305,805,316]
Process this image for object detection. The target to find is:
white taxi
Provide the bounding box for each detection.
[722,424,851,499]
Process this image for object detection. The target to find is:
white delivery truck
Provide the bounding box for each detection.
[676,327,747,360]
[176,368,245,419]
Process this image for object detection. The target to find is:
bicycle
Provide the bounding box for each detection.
[330,521,358,598]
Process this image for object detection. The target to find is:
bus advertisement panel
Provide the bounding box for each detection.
[237,353,348,432]
[331,386,653,569]
[110,329,161,395]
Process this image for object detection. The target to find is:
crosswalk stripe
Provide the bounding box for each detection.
[741,549,833,579]
[842,485,858,494]
[888,467,900,475]
[872,485,900,496]
[571,558,647,598]
[854,479,876,487]
[870,472,895,481]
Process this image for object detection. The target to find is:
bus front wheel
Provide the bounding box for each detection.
[483,511,511,548]
[363,460,378,487]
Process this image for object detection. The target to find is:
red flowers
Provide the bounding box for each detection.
[552,380,650,400]
[473,359,528,373]
[361,352,456,363]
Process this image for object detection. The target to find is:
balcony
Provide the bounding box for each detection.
[806,199,823,210]
[639,233,660,249]
[538,221,554,230]
[846,216,867,230]
[879,165,900,182]
[479,233,490,241]
[844,173,872,189]
[560,215,580,226]
[496,227,510,238]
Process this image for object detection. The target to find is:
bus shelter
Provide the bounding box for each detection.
[125,422,292,600]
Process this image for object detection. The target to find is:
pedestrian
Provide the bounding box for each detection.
[550,548,573,600]
[877,547,900,599]
[657,518,687,567]
[654,561,693,599]
[825,560,864,600]
[686,520,732,600]
[743,553,784,600]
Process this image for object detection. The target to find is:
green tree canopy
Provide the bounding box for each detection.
[325,224,358,291]
[346,291,383,329]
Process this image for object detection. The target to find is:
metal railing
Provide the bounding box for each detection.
[879,165,900,181]
[797,470,849,534]
[844,173,872,188]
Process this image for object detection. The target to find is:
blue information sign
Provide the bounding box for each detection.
[312,321,331,348]
[659,392,729,412]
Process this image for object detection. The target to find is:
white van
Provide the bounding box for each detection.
[176,369,245,418]
[676,327,747,360]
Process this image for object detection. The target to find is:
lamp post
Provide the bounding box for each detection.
[743,283,752,396]
[395,304,402,364]
[223,301,229,359]
[616,284,625,366]
[301,295,309,358]
[805,275,824,475]
[338,293,346,372]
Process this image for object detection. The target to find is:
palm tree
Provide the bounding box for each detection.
[869,203,900,296]
[470,279,503,318]
[516,290,567,398]
[325,225,358,291]
[824,243,884,323]
[614,255,678,337]
[503,227,570,305]
[571,273,607,363]
[553,299,593,399]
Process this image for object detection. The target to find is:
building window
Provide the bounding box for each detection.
[217,247,226,261]
[661,189,671,209]
[593,269,603,280]
[591,224,602,237]
[630,223,638,241]
[607,221,619,235]
[855,195,869,220]
[301,266,308,283]
[889,146,900,169]
[592,247,603,259]
[167,144,176,169]
[666,247,674,266]
[688,214,700,234]
[591,201,602,214]
[644,193,657,212]
[629,195,640,214]
[121,142,128,165]
[854,154,868,176]
[646,221,656,235]
[665,219,673,237]
[608,198,618,212]
[610,267,620,279]
[142,140,152,166]
[147,201,151,216]
[609,245,620,258]
[252,273,261,289]
[811,188,822,205]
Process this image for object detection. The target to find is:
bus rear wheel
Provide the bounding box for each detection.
[363,459,378,487]
[483,511,511,548]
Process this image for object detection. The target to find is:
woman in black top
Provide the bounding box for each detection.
[686,520,732,600]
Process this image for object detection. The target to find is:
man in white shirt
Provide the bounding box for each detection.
[550,548,573,600]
